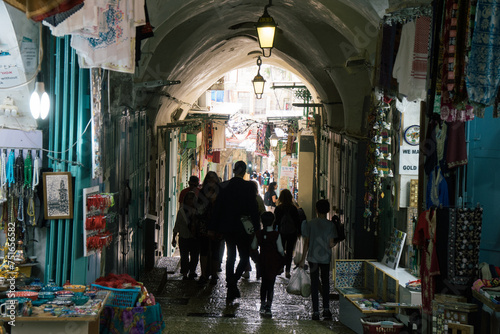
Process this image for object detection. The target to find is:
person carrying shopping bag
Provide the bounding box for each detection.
[298,199,338,320]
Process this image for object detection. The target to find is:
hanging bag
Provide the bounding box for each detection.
[286,268,302,295]
[293,236,304,266]
[299,268,311,297]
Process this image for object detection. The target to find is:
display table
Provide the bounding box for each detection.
[335,260,421,334]
[472,289,500,333]
[0,292,109,334]
[99,303,165,334]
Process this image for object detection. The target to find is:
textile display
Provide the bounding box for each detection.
[393,21,417,100]
[64,0,145,73]
[413,209,439,315]
[100,303,165,334]
[445,121,468,169]
[204,121,213,161]
[448,207,483,285]
[211,122,226,151]
[379,23,401,92]
[411,16,431,97]
[285,134,295,155]
[255,123,270,157]
[466,0,500,106]
[4,0,83,21]
[42,1,84,26]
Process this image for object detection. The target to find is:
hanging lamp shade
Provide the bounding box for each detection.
[270,133,278,147]
[252,57,266,99]
[256,6,277,57]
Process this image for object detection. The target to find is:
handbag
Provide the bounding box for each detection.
[241,216,254,235]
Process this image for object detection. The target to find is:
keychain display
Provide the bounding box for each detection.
[84,193,115,255]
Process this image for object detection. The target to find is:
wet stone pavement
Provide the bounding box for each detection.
[140,257,356,334]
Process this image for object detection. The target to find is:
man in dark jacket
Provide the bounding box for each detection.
[210,161,260,301]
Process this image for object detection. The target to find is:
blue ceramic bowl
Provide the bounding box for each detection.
[71,294,89,306]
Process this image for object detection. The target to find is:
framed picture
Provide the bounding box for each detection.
[43,172,74,220]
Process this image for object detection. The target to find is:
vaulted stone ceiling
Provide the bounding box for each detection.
[136,0,420,137]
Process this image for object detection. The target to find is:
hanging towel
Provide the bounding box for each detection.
[410,16,431,97]
[5,0,83,21]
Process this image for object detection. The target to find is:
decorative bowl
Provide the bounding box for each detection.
[13,291,38,301]
[17,285,42,292]
[38,291,55,299]
[64,284,86,293]
[41,286,63,292]
[71,294,89,306]
[55,290,74,296]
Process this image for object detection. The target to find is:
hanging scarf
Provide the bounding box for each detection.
[24,152,32,190]
[6,151,15,187]
[466,0,500,106]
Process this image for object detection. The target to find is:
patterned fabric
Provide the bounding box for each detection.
[42,2,84,27]
[255,123,270,157]
[100,304,165,334]
[446,121,468,168]
[413,209,439,315]
[70,0,145,73]
[204,121,213,161]
[379,23,401,93]
[4,0,83,21]
[448,207,483,285]
[466,0,500,106]
[411,16,431,81]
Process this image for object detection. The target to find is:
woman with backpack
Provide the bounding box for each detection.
[264,182,277,212]
[274,189,301,278]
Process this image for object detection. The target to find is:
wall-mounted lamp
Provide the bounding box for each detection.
[252,56,266,99]
[270,133,278,147]
[30,73,50,120]
[256,1,277,57]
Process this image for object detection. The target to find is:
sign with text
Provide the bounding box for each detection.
[399,146,419,175]
[281,166,295,178]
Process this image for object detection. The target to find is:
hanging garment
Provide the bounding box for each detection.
[426,168,449,209]
[446,120,468,168]
[466,0,500,106]
[448,207,483,285]
[413,209,439,315]
[393,21,417,100]
[379,23,401,92]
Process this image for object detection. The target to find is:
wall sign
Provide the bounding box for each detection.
[404,125,420,146]
[399,146,419,175]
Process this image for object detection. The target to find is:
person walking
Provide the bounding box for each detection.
[196,171,222,285]
[210,161,260,301]
[257,212,284,317]
[299,199,338,320]
[172,191,200,280]
[179,175,200,204]
[274,189,301,278]
[264,182,277,212]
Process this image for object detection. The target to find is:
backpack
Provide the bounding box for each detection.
[264,191,271,206]
[280,211,296,234]
[332,215,345,242]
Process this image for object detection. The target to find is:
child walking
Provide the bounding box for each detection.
[172,191,200,280]
[257,212,284,317]
[299,199,337,320]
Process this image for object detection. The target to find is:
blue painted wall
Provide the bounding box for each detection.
[467,109,500,267]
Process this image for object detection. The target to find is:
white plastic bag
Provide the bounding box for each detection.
[299,268,311,297]
[293,236,304,266]
[286,269,302,295]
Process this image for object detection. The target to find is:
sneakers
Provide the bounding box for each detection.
[260,304,267,315]
[209,276,218,285]
[323,309,332,319]
[312,311,320,320]
[264,305,272,317]
[197,276,208,285]
[226,285,240,301]
[285,271,291,279]
[242,271,250,279]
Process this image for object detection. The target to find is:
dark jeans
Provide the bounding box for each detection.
[225,232,251,286]
[309,261,330,312]
[179,237,200,276]
[281,233,297,272]
[260,277,276,307]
